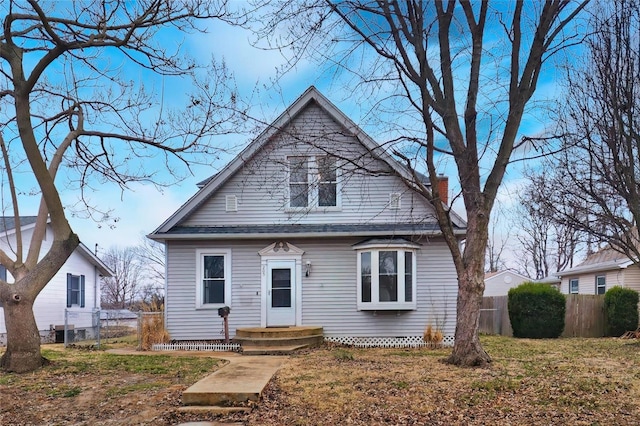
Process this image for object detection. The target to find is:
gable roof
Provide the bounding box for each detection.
[556,247,634,277]
[0,216,113,277]
[484,270,530,283]
[0,216,38,234]
[152,86,466,235]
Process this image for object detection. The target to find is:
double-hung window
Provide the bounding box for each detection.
[355,240,419,310]
[596,275,606,295]
[287,155,339,209]
[569,278,579,294]
[196,249,231,308]
[66,273,85,308]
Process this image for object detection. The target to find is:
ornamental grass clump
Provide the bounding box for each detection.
[508,281,566,338]
[423,324,444,348]
[604,286,639,337]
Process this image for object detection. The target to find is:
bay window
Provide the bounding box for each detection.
[355,240,419,310]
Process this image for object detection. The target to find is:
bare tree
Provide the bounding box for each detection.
[545,1,640,262]
[257,0,588,366]
[101,246,143,309]
[485,210,511,273]
[136,235,165,293]
[0,1,242,372]
[514,171,581,279]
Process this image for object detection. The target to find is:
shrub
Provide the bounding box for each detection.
[604,286,639,337]
[508,281,566,338]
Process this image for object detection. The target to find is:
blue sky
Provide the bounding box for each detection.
[2,2,581,267]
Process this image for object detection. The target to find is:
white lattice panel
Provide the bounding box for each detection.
[325,335,454,348]
[152,342,241,352]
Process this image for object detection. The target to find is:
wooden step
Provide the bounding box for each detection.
[233,326,324,354]
[235,326,323,339]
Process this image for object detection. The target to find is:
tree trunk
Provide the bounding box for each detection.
[445,262,491,367]
[0,295,46,373]
[445,208,492,367]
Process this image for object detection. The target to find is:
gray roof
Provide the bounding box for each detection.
[0,216,38,233]
[154,223,463,240]
[0,215,113,277]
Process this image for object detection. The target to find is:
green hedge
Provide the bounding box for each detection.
[508,281,566,338]
[604,286,639,337]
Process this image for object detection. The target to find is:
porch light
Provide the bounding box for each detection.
[306,260,312,277]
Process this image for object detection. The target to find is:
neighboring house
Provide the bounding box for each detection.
[483,270,531,297]
[0,216,113,344]
[149,86,466,346]
[556,247,640,295]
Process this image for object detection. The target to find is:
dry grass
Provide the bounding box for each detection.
[2,336,640,425]
[235,336,640,425]
[0,346,225,425]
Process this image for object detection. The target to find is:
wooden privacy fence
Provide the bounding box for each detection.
[480,294,606,338]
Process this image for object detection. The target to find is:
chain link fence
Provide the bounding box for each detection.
[64,309,140,348]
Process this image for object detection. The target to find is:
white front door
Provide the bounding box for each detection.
[266,260,296,326]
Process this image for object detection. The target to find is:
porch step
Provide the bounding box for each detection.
[234,326,323,354]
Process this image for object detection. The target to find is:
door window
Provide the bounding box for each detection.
[271,268,292,308]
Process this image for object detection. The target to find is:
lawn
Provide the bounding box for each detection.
[1,336,640,425]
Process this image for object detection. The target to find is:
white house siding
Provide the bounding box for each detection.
[165,237,458,341]
[483,271,530,297]
[182,102,437,228]
[0,225,101,340]
[620,266,640,293]
[560,269,625,295]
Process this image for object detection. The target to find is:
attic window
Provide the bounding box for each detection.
[287,155,340,209]
[225,195,238,212]
[389,192,401,209]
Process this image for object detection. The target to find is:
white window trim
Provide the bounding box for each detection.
[569,278,579,294]
[285,155,342,211]
[195,249,232,309]
[389,192,402,209]
[355,246,418,311]
[596,275,606,295]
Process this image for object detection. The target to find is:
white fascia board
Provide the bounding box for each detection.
[556,260,630,277]
[76,242,114,277]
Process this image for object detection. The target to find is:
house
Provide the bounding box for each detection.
[483,270,531,297]
[149,86,466,347]
[0,216,113,344]
[556,247,640,295]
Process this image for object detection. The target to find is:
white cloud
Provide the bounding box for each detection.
[68,182,191,252]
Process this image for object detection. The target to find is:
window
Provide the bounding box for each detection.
[569,278,579,294]
[355,241,418,310]
[317,156,337,207]
[288,156,309,207]
[287,156,339,209]
[596,275,606,295]
[196,249,231,308]
[66,274,85,308]
[0,265,6,281]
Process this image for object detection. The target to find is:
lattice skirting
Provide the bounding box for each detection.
[152,342,241,352]
[325,335,455,348]
[150,336,454,352]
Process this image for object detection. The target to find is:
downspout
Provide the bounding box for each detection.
[94,264,98,309]
[163,241,168,329]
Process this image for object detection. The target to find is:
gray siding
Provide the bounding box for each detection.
[165,237,457,340]
[182,102,437,227]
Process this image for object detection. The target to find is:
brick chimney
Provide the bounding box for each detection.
[437,174,449,206]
